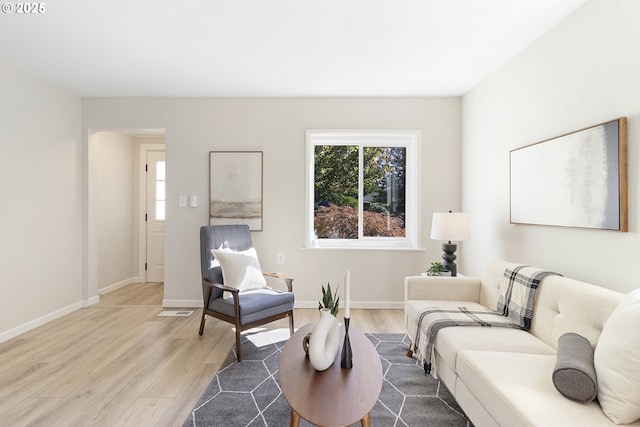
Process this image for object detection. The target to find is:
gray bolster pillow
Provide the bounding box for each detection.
[552,332,597,402]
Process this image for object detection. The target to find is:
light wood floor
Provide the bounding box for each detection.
[0,283,405,427]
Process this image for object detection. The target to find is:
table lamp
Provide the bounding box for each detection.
[430,211,470,276]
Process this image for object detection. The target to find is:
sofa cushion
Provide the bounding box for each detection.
[210,289,294,325]
[457,351,637,427]
[552,332,597,402]
[594,289,640,424]
[530,274,623,351]
[436,326,556,374]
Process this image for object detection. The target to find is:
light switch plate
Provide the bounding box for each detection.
[189,196,198,208]
[179,195,187,207]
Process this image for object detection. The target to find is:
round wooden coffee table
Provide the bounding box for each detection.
[279,322,383,427]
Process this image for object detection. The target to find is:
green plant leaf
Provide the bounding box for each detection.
[325,283,333,306]
[332,295,340,316]
[318,282,340,317]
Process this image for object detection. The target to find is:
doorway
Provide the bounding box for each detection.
[144,149,165,282]
[87,130,165,304]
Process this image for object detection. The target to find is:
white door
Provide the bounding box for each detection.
[146,151,165,282]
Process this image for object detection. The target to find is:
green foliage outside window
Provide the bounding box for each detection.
[314,145,406,239]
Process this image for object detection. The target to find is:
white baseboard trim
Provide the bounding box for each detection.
[294,301,404,309]
[162,299,403,310]
[163,299,203,308]
[0,301,83,344]
[81,295,100,308]
[80,295,100,308]
[99,277,135,295]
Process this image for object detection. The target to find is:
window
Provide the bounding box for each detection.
[155,160,166,220]
[306,130,419,249]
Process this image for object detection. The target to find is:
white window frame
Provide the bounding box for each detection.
[305,130,420,249]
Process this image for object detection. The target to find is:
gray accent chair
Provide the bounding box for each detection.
[199,224,294,361]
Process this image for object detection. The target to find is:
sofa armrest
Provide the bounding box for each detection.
[404,276,482,303]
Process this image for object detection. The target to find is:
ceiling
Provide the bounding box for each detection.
[0,0,587,97]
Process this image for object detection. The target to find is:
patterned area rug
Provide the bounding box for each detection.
[184,329,472,427]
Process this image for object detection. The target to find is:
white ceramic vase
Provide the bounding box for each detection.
[308,308,340,371]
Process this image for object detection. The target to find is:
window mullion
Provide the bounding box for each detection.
[358,144,364,240]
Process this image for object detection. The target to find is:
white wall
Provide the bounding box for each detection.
[94,131,135,292]
[462,0,640,292]
[82,97,462,308]
[0,63,82,340]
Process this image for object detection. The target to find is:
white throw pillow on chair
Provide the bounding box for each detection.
[211,247,268,299]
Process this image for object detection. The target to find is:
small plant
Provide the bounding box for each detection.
[427,261,448,276]
[318,283,340,317]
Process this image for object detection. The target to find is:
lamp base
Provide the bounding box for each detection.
[441,242,458,277]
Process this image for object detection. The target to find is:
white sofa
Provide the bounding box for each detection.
[404,260,640,427]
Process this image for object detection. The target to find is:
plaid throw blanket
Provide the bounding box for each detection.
[497,265,557,330]
[412,265,557,378]
[412,306,519,378]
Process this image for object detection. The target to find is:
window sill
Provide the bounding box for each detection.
[302,247,425,252]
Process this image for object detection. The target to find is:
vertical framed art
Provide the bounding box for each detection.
[209,151,263,231]
[510,118,627,231]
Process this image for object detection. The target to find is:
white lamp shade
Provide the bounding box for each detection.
[430,212,470,242]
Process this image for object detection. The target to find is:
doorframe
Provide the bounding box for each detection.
[84,130,100,307]
[137,143,166,282]
[83,130,165,309]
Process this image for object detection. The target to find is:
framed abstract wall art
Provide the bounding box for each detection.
[209,151,263,231]
[510,118,627,231]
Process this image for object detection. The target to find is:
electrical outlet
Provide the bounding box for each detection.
[277,253,285,264]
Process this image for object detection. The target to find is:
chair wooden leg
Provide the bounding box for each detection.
[199,312,206,336]
[199,286,212,336]
[235,326,243,361]
[288,311,295,336]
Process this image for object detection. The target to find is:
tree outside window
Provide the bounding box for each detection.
[306,130,418,249]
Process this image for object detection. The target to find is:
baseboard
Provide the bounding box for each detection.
[162,299,403,310]
[0,301,83,344]
[99,277,135,295]
[88,295,100,306]
[163,299,203,308]
[295,300,404,309]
